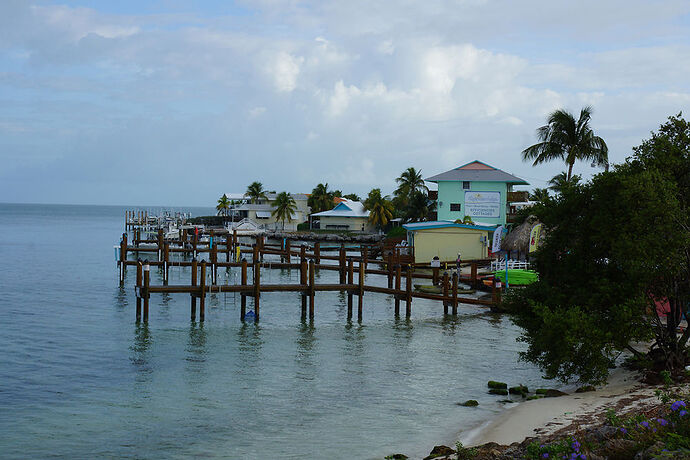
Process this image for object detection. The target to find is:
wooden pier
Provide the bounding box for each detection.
[118,224,500,323]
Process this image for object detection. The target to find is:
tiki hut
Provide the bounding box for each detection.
[502,215,541,257]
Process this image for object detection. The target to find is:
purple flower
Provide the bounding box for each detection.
[571,440,581,451]
[671,400,686,411]
[640,421,649,428]
[657,418,668,426]
[620,427,627,434]
[579,455,587,460]
[542,454,549,458]
[680,410,688,417]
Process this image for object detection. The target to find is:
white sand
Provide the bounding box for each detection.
[465,367,659,446]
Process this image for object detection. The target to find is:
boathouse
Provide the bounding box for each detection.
[310,200,374,232]
[403,221,493,263]
[426,160,529,226]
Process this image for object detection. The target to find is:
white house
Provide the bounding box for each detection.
[310,200,375,233]
[224,193,310,231]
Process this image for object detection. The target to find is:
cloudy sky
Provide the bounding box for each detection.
[1,0,689,206]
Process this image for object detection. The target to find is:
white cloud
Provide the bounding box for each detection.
[266,51,303,92]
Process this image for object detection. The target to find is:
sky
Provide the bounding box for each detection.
[1,0,689,207]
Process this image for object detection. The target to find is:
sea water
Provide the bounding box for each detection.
[0,203,551,459]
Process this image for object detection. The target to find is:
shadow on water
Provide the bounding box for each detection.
[294,322,317,381]
[130,323,153,383]
[440,314,461,335]
[115,286,128,309]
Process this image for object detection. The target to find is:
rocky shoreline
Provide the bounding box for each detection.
[264,230,384,244]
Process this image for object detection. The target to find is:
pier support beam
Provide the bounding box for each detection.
[394,264,401,316]
[240,259,247,321]
[452,272,458,315]
[199,260,206,321]
[143,262,150,322]
[191,258,197,320]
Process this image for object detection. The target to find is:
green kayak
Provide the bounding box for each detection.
[492,269,538,286]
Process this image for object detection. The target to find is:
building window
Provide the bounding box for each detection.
[450,203,461,212]
[462,181,471,190]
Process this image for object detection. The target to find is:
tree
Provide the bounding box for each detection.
[507,114,690,384]
[245,181,268,204]
[395,167,428,199]
[343,193,361,201]
[271,192,297,230]
[216,194,230,217]
[405,190,435,222]
[529,188,550,202]
[547,172,581,195]
[364,188,394,229]
[522,106,608,181]
[308,183,335,214]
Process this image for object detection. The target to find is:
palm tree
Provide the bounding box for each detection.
[548,172,581,195]
[522,106,608,181]
[245,181,268,204]
[529,188,551,202]
[343,193,361,201]
[216,194,231,217]
[404,190,435,222]
[395,167,428,200]
[308,183,335,214]
[364,188,394,230]
[271,192,297,230]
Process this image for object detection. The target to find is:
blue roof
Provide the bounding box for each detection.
[403,220,498,231]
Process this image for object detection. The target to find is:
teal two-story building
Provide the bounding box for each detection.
[426,160,529,226]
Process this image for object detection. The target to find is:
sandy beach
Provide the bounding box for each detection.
[463,366,659,447]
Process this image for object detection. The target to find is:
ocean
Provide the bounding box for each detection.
[0,203,550,459]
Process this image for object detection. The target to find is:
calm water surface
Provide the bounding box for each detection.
[0,203,550,459]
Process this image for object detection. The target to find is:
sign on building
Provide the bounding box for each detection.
[464,191,501,218]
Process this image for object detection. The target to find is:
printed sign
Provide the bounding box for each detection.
[492,225,504,252]
[529,223,542,253]
[464,191,501,218]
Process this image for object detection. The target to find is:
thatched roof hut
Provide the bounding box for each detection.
[502,215,541,253]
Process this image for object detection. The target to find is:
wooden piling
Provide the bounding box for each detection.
[163,242,170,285]
[387,254,394,289]
[339,245,346,284]
[406,266,412,318]
[347,258,354,319]
[394,264,401,316]
[241,259,247,320]
[136,260,142,321]
[470,262,478,289]
[308,260,315,319]
[432,266,439,286]
[199,260,206,321]
[358,259,364,321]
[314,242,320,264]
[253,261,260,319]
[191,258,197,320]
[442,272,449,315]
[252,244,259,264]
[284,239,291,263]
[300,258,307,317]
[143,262,150,322]
[452,272,458,315]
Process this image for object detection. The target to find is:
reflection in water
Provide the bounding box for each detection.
[130,323,153,384]
[186,321,207,363]
[486,312,504,328]
[440,314,460,335]
[115,286,128,309]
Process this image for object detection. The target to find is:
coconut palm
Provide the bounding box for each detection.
[245,181,268,204]
[308,183,335,214]
[394,167,428,200]
[343,193,361,201]
[548,172,581,195]
[216,194,231,217]
[522,106,608,181]
[364,188,394,229]
[404,190,435,222]
[271,192,297,230]
[529,188,551,202]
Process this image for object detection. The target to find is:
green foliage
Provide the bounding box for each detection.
[392,167,433,222]
[454,441,477,460]
[525,438,580,460]
[522,105,608,180]
[216,194,230,217]
[308,183,335,214]
[509,113,690,383]
[487,381,507,389]
[245,181,268,204]
[386,226,407,239]
[364,188,394,228]
[296,222,310,231]
[343,193,360,201]
[529,187,550,202]
[271,192,297,230]
[547,171,581,195]
[606,408,622,426]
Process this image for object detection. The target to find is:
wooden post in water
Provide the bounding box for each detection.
[308,260,315,319]
[406,266,412,318]
[199,260,206,322]
[191,258,198,320]
[253,261,260,319]
[143,262,150,322]
[442,272,449,315]
[394,264,401,316]
[233,230,238,261]
[211,241,218,285]
[387,254,394,288]
[300,258,308,317]
[357,260,364,321]
[252,244,259,264]
[471,262,478,289]
[226,235,231,262]
[241,259,247,321]
[136,260,142,321]
[300,244,306,263]
[452,272,459,315]
[314,242,320,264]
[362,246,368,270]
[157,228,164,261]
[284,239,291,263]
[119,233,127,285]
[163,242,170,285]
[347,258,354,319]
[432,266,439,286]
[339,245,346,284]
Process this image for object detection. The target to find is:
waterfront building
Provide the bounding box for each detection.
[403,221,493,263]
[310,199,375,232]
[426,160,529,226]
[225,193,310,231]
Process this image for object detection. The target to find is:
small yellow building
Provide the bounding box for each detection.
[310,200,375,232]
[403,221,494,263]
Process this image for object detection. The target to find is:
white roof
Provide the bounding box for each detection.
[311,200,369,218]
[255,211,272,218]
[225,192,309,201]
